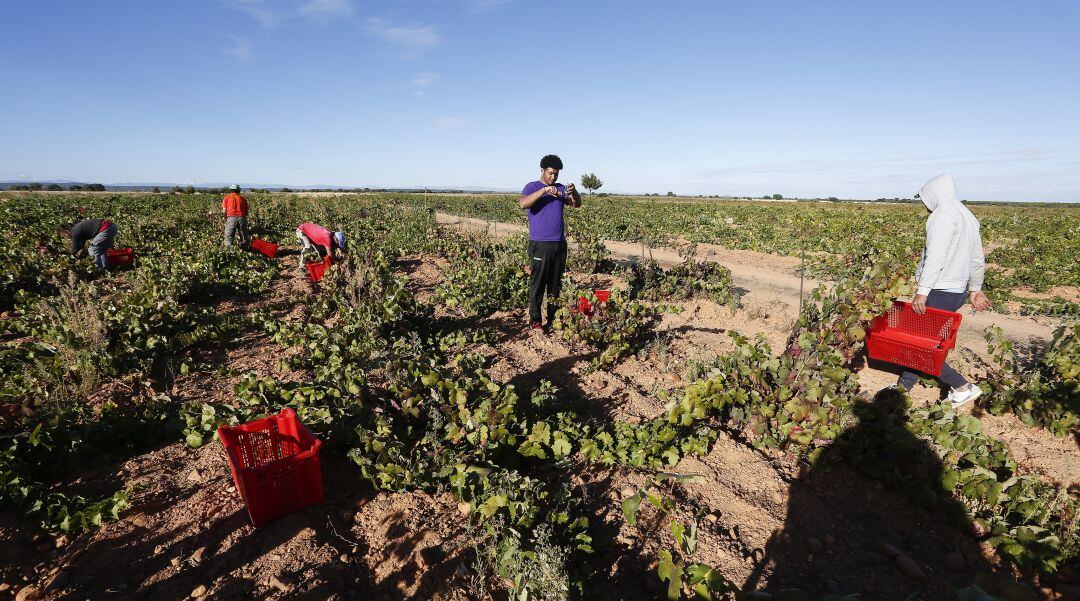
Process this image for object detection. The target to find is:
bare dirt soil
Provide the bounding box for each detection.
[2,229,1076,600]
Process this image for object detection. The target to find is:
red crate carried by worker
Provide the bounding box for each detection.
[866,300,963,377]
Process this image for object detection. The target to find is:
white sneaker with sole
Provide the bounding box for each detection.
[947,384,982,408]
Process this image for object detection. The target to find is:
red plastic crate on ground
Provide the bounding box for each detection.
[866,300,963,377]
[306,255,332,283]
[217,408,324,528]
[250,238,278,258]
[106,247,135,266]
[575,290,610,317]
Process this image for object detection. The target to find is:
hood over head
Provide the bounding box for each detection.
[917,174,957,212]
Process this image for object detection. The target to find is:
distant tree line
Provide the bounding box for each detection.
[4,182,107,191]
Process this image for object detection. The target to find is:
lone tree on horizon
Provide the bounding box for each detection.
[581,173,603,195]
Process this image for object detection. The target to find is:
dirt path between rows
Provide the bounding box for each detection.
[436,211,1080,487]
[434,212,1056,346]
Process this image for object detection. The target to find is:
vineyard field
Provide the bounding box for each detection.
[0,191,1077,601]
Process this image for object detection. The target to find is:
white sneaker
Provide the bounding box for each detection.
[947,384,982,408]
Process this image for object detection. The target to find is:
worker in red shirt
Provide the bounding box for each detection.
[295,223,346,269]
[221,184,249,247]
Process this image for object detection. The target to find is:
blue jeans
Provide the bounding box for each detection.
[225,216,248,246]
[897,290,968,390]
[88,223,117,271]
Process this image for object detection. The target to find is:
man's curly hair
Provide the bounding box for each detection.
[540,155,563,170]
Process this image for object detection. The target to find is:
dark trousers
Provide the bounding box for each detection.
[527,240,567,324]
[898,290,969,390]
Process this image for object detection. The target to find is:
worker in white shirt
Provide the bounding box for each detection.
[899,174,992,408]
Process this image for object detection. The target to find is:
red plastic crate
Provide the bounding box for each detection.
[576,296,594,316]
[306,255,332,283]
[866,301,963,376]
[106,247,135,266]
[217,408,324,528]
[250,238,278,259]
[574,290,611,317]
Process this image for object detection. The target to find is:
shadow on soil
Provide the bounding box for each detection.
[743,388,1011,599]
[50,452,379,600]
[575,470,667,601]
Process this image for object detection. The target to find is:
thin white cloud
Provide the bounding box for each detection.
[412,72,439,87]
[298,0,353,21]
[225,0,354,28]
[411,72,440,95]
[226,0,281,28]
[688,147,1073,180]
[226,35,254,62]
[679,146,1080,201]
[365,17,440,57]
[467,0,514,13]
[435,117,466,128]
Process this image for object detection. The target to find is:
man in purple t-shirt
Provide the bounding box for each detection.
[520,154,581,330]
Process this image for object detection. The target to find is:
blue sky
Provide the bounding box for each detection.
[2,1,1078,201]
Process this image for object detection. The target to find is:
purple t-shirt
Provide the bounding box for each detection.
[522,181,567,241]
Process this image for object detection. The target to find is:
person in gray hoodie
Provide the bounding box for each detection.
[898,174,992,407]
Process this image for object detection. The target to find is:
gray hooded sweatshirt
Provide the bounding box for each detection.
[914,174,986,296]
